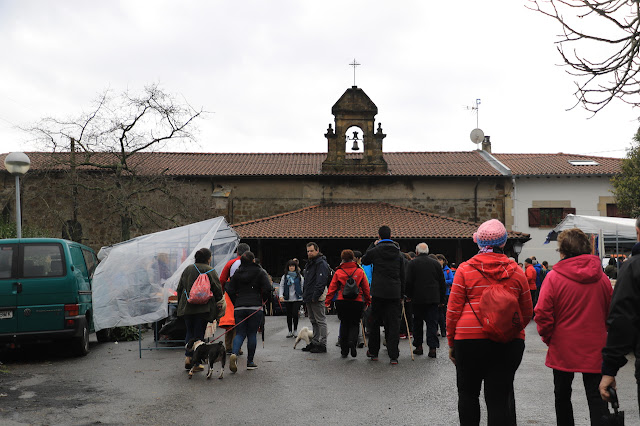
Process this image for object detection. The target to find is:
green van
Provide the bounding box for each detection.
[0,238,107,356]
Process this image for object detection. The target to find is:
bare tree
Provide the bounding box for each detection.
[26,84,205,242]
[528,0,640,114]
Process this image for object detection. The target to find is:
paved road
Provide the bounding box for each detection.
[0,314,637,425]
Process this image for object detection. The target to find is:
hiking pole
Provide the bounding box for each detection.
[402,301,414,361]
[360,319,368,347]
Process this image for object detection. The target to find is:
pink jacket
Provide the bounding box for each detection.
[534,254,612,373]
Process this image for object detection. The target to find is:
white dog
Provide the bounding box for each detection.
[293,327,314,349]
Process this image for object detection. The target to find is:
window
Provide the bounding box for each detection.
[0,246,16,279]
[23,244,65,278]
[606,203,623,218]
[568,160,600,166]
[82,249,97,278]
[528,207,576,228]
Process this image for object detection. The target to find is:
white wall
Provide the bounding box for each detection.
[512,176,613,266]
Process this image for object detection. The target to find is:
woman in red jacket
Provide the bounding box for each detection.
[446,219,532,426]
[326,249,371,358]
[534,228,612,425]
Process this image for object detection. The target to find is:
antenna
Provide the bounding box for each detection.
[464,98,481,128]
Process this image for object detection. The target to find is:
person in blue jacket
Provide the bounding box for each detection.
[436,254,453,337]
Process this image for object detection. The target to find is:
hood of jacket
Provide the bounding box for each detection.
[375,240,401,260]
[551,254,604,284]
[465,252,520,281]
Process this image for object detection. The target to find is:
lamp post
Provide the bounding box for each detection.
[4,152,31,238]
[512,241,523,263]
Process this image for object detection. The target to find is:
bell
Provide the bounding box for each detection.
[351,140,360,151]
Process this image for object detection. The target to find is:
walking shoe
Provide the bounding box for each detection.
[310,344,327,353]
[341,352,348,359]
[350,343,357,358]
[390,359,398,365]
[191,364,204,372]
[293,329,298,337]
[229,354,238,373]
[428,348,437,358]
[246,361,258,370]
[413,346,424,355]
[184,356,193,370]
[335,338,341,347]
[286,331,293,338]
[357,342,365,348]
[301,343,314,352]
[366,350,378,361]
[399,333,407,339]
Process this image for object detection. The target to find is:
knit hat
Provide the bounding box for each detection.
[473,219,508,248]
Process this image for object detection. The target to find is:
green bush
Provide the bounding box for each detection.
[111,326,141,341]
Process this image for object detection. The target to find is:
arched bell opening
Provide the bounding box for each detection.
[345,125,364,153]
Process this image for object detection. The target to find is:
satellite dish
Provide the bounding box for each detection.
[470,128,485,144]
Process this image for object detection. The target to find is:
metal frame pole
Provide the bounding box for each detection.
[15,175,22,239]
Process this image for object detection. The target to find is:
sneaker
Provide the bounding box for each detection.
[366,350,378,361]
[335,339,341,347]
[301,343,314,352]
[357,342,365,348]
[184,356,192,370]
[341,352,348,359]
[399,333,407,339]
[246,361,258,370]
[310,344,327,353]
[286,331,293,338]
[192,364,204,372]
[229,354,238,373]
[390,359,398,365]
[413,346,424,355]
[293,329,298,337]
[428,348,437,358]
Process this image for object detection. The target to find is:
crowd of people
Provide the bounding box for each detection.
[174,217,640,425]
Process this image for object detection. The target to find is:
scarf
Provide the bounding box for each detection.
[284,271,302,300]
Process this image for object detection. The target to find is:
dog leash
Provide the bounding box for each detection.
[209,301,267,342]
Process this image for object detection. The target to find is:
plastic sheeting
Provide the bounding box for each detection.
[545,214,637,243]
[92,217,239,331]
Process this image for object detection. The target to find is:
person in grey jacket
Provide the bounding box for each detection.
[279,259,305,338]
[406,243,446,358]
[302,242,330,353]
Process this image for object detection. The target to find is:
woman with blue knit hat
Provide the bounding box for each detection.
[446,219,533,425]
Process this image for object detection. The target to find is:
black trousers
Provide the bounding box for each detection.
[368,297,401,360]
[335,300,364,355]
[412,303,440,349]
[553,369,608,426]
[454,338,525,426]
[284,301,301,332]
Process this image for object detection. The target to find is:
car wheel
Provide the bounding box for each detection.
[72,320,90,356]
[96,328,112,343]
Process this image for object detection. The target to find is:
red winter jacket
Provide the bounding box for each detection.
[534,254,612,373]
[446,252,532,348]
[525,264,537,291]
[325,262,371,307]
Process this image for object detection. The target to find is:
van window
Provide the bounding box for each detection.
[23,244,65,278]
[0,246,15,279]
[82,249,97,278]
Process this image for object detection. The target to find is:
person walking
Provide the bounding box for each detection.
[225,251,272,372]
[325,249,371,358]
[406,243,446,358]
[534,228,611,425]
[524,258,538,309]
[176,247,223,370]
[279,259,304,338]
[219,243,250,354]
[600,216,640,417]
[436,253,453,338]
[447,219,532,425]
[302,242,330,353]
[361,225,406,365]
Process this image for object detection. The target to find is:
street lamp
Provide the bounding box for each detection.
[512,241,523,262]
[4,152,31,238]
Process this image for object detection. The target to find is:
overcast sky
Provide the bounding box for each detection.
[0,1,638,158]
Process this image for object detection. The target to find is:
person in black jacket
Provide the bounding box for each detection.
[225,251,272,372]
[406,243,446,358]
[302,242,331,353]
[361,225,406,364]
[600,217,640,415]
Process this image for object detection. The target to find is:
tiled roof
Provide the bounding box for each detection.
[1,151,622,178]
[231,202,530,240]
[494,153,622,176]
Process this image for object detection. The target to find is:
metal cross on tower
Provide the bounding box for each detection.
[349,59,360,86]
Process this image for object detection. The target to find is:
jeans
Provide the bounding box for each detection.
[285,301,302,332]
[306,301,327,347]
[553,369,608,426]
[454,338,525,426]
[183,315,208,356]
[368,297,401,360]
[413,303,440,349]
[232,308,263,363]
[335,300,364,355]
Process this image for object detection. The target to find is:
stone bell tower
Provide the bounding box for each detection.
[321,86,388,173]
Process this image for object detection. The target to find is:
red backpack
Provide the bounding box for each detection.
[466,266,523,343]
[186,264,215,304]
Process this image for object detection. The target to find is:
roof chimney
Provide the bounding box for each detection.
[481,135,491,153]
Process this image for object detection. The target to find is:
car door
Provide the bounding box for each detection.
[0,244,19,334]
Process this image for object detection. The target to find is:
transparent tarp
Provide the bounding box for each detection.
[92,217,239,330]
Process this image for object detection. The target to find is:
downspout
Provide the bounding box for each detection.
[474,178,481,223]
[511,177,517,230]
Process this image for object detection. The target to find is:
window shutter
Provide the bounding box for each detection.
[528,208,541,227]
[562,208,576,219]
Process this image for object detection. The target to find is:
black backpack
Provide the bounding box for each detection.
[342,268,360,300]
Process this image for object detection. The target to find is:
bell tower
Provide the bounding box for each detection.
[322,86,388,173]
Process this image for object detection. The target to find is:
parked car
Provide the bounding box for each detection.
[0,238,109,356]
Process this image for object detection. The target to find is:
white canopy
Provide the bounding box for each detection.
[92,217,239,331]
[548,214,637,241]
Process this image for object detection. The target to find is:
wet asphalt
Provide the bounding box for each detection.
[0,314,638,425]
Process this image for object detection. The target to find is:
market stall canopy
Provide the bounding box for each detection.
[92,217,239,331]
[545,214,637,245]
